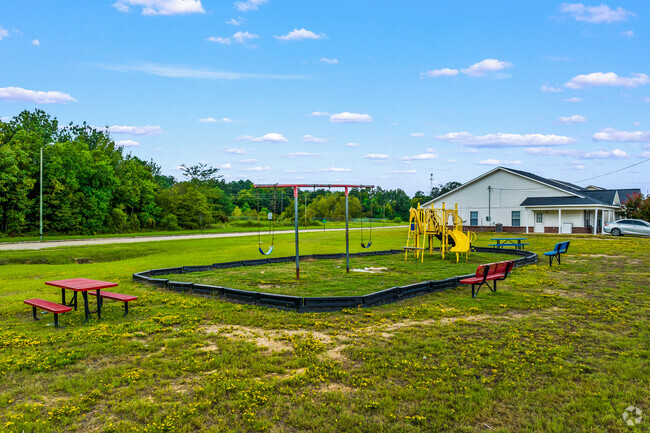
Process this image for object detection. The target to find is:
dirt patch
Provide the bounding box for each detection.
[543,288,586,299]
[318,383,354,394]
[351,267,388,273]
[266,367,307,380]
[199,344,220,352]
[203,325,333,354]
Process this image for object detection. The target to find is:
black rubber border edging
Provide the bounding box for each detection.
[133,247,537,312]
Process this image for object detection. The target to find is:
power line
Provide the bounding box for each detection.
[572,158,650,183]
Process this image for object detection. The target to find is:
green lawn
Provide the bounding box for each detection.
[0,229,648,432]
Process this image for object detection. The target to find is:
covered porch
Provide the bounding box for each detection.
[521,204,620,235]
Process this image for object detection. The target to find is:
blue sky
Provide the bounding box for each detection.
[2,1,649,194]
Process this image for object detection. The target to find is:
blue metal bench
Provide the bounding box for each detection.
[543,241,570,266]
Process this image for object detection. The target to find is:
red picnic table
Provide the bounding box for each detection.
[45,278,118,322]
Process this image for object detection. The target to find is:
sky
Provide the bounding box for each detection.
[1,0,649,195]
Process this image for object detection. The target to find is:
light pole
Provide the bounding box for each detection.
[40,142,54,241]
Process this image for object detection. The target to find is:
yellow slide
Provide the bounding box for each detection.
[449,229,470,263]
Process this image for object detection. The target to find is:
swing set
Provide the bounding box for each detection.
[254,183,374,280]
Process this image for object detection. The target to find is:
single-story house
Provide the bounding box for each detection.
[421,166,640,234]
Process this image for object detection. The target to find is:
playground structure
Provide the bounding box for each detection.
[404,203,476,263]
[254,183,374,279]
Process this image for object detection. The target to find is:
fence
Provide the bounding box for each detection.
[133,248,538,313]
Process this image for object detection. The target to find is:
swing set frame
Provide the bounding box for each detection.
[254,183,374,280]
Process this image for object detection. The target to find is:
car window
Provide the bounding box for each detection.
[618,220,631,224]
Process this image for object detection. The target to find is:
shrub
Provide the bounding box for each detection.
[161,214,180,231]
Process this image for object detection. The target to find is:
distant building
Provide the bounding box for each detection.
[421,167,640,234]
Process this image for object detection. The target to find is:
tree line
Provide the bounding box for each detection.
[0,110,455,236]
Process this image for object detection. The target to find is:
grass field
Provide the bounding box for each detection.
[0,228,648,432]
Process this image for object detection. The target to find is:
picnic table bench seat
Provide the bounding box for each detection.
[460,260,515,298]
[88,291,137,316]
[24,298,72,328]
[543,241,570,266]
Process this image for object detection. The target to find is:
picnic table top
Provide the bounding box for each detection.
[45,278,118,291]
[490,237,527,241]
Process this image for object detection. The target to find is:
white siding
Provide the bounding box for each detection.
[424,169,574,227]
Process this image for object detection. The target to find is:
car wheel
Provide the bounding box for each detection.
[611,228,621,236]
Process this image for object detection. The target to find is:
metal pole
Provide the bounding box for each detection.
[39,146,43,241]
[305,193,307,228]
[294,186,299,280]
[487,186,492,224]
[345,187,350,273]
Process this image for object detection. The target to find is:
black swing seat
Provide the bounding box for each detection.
[360,241,372,249]
[259,246,273,256]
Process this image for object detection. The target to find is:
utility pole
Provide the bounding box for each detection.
[487,185,493,223]
[429,173,434,195]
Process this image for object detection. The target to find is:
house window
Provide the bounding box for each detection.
[536,213,543,223]
[512,211,521,227]
[470,211,478,226]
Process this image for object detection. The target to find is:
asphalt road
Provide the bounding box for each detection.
[0,226,403,251]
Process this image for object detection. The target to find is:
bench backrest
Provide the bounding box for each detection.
[559,241,570,253]
[475,264,490,278]
[486,260,514,276]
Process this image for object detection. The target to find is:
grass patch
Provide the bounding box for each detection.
[162,252,514,297]
[0,229,648,432]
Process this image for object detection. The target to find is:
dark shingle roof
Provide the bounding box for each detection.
[520,196,610,206]
[505,168,586,194]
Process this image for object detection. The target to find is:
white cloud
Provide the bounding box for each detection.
[644,144,650,149]
[286,152,319,158]
[238,132,288,143]
[0,116,10,122]
[633,121,641,126]
[435,131,576,147]
[390,169,417,174]
[565,72,649,89]
[315,167,352,172]
[116,140,140,147]
[525,146,628,159]
[583,149,628,158]
[226,17,244,25]
[31,39,40,46]
[198,117,232,123]
[0,86,76,104]
[112,0,205,15]
[479,159,522,165]
[558,114,587,124]
[330,112,372,123]
[306,111,329,117]
[401,153,438,161]
[206,36,231,45]
[238,158,257,164]
[234,0,267,12]
[559,3,634,24]
[302,134,327,143]
[565,97,583,103]
[420,68,459,78]
[233,31,258,44]
[541,85,563,93]
[592,128,650,142]
[107,125,162,136]
[223,147,248,154]
[410,132,424,137]
[345,142,361,147]
[365,154,390,160]
[243,166,270,171]
[622,30,634,37]
[446,159,458,163]
[320,57,338,64]
[274,28,326,42]
[639,151,650,158]
[99,62,303,80]
[0,26,9,40]
[219,163,232,169]
[461,59,513,77]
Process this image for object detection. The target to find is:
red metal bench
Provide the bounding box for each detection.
[24,298,72,328]
[88,291,137,316]
[460,260,515,298]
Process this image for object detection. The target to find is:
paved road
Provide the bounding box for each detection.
[0,226,403,251]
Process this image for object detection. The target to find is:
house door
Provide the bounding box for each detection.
[534,212,544,233]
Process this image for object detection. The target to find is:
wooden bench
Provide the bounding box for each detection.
[24,299,72,328]
[460,261,515,298]
[543,241,570,267]
[88,291,137,316]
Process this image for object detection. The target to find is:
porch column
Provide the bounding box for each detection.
[593,209,597,235]
[558,209,562,234]
[525,209,529,234]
